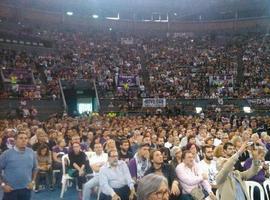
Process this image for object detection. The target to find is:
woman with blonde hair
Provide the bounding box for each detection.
[213,145,223,159]
[231,135,250,162]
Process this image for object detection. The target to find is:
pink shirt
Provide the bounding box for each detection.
[176,162,212,194]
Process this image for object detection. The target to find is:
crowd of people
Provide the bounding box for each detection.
[145,33,270,99]
[1,24,270,101]
[0,114,270,200]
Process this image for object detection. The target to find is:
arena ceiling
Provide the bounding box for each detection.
[2,0,270,21]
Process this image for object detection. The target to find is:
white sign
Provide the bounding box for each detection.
[142,98,166,108]
[247,98,270,106]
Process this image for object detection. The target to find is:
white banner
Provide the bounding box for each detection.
[121,38,134,45]
[142,98,166,108]
[247,98,270,106]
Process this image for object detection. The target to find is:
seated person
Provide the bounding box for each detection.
[145,149,180,200]
[137,174,169,200]
[52,138,68,170]
[176,150,215,200]
[82,143,108,200]
[35,144,53,192]
[128,143,151,183]
[243,145,269,184]
[32,129,49,151]
[99,149,136,200]
[68,142,91,190]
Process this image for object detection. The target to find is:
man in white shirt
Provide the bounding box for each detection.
[164,134,174,149]
[198,145,218,190]
[82,143,108,200]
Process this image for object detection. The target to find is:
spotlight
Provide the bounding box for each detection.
[195,107,202,114]
[243,107,252,113]
[66,12,73,16]
[92,14,99,19]
[174,13,177,16]
[109,28,112,31]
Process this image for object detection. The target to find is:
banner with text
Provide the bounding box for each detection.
[117,75,138,87]
[142,98,166,108]
[247,98,270,106]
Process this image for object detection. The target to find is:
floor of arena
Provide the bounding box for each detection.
[0,187,78,200]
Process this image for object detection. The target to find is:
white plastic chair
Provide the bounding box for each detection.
[245,181,265,200]
[52,152,65,186]
[85,151,96,162]
[263,180,270,200]
[60,154,74,198]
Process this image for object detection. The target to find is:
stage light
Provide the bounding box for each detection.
[243,107,251,113]
[195,107,202,114]
[66,12,73,16]
[92,14,99,19]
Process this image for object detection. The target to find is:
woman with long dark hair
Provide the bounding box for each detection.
[35,143,53,192]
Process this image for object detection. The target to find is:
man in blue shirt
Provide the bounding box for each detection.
[99,149,136,200]
[0,131,38,200]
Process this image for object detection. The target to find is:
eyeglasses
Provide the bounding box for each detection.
[151,189,170,199]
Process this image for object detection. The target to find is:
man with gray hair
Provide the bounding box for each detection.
[99,149,136,200]
[137,174,169,200]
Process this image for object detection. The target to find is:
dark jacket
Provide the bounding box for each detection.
[145,163,178,188]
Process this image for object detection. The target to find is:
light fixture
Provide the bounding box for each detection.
[66,12,73,16]
[174,13,177,16]
[195,107,202,114]
[243,106,252,113]
[92,14,99,19]
[109,28,112,31]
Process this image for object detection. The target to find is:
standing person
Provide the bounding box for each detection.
[0,131,37,200]
[223,142,244,171]
[216,141,262,200]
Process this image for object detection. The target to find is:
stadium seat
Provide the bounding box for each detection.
[263,180,270,200]
[52,152,65,186]
[245,181,265,200]
[60,154,75,198]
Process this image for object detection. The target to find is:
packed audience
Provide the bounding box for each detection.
[145,35,239,98]
[1,26,270,100]
[0,114,270,200]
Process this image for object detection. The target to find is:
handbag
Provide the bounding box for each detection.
[190,187,205,200]
[67,168,77,177]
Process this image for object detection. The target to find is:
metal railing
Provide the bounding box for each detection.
[58,79,67,111]
[93,80,100,111]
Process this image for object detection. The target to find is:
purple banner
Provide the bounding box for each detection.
[117,75,137,86]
